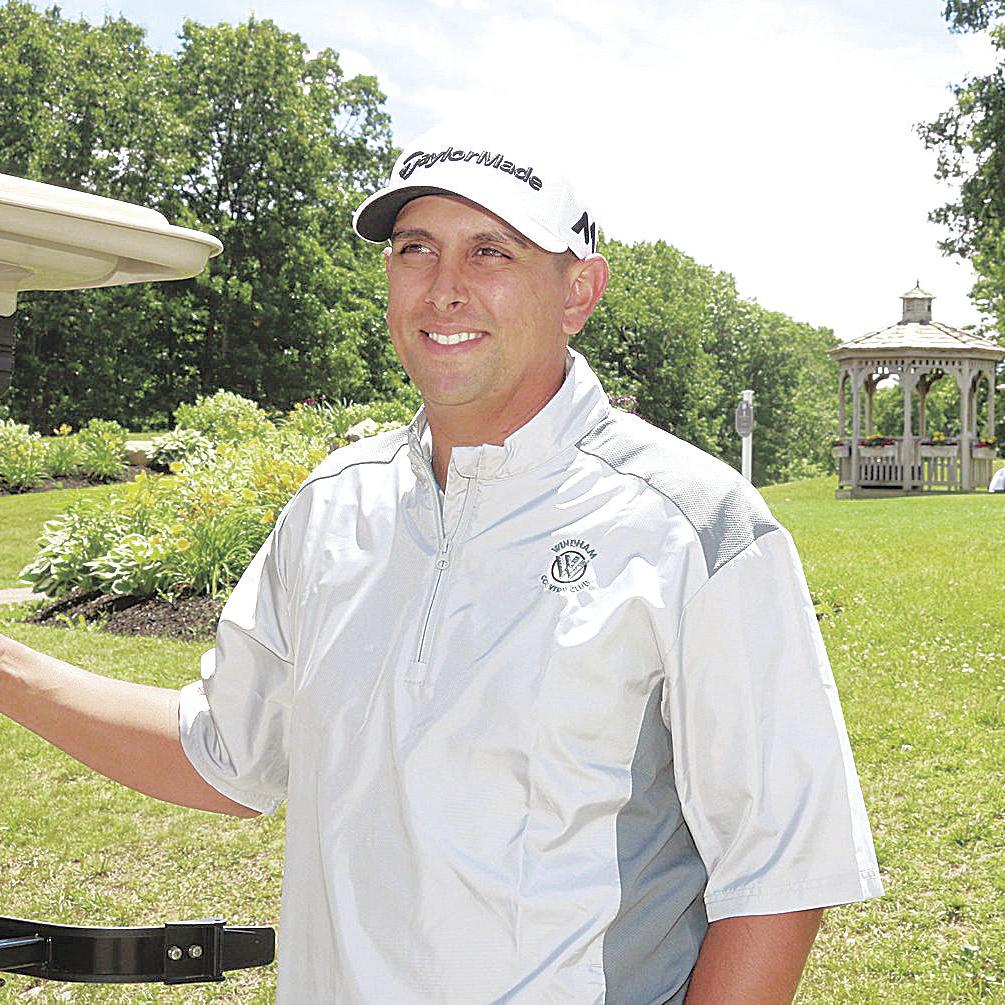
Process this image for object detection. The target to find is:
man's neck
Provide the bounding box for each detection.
[426,375,566,489]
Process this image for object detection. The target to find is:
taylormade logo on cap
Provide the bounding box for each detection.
[352,124,600,259]
[398,147,544,192]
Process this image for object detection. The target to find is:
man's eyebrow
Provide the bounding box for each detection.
[389,227,434,243]
[388,226,530,249]
[470,228,530,249]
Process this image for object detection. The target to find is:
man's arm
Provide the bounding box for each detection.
[0,632,257,817]
[685,909,823,1004]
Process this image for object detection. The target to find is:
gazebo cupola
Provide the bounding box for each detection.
[828,284,1004,497]
[901,282,934,323]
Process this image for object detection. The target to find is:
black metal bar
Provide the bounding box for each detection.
[0,916,274,984]
[0,935,46,971]
[0,312,13,393]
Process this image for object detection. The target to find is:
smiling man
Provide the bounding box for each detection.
[0,124,882,1002]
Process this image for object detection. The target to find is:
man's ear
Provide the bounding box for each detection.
[562,255,609,336]
[383,245,392,274]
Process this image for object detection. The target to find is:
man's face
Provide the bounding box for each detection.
[384,194,575,436]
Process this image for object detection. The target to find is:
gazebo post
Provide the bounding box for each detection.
[865,375,875,434]
[851,369,863,493]
[902,372,916,492]
[838,371,847,437]
[988,367,997,438]
[957,365,972,491]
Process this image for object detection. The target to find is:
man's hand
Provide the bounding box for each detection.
[0,631,255,817]
[685,908,824,1003]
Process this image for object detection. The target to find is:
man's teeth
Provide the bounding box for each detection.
[425,331,483,345]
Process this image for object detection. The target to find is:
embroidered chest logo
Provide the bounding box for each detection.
[541,538,598,594]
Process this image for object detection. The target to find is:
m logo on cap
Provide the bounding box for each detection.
[571,212,597,254]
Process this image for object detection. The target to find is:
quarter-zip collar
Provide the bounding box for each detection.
[405,348,611,483]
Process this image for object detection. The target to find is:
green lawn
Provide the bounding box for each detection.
[1,476,1003,1001]
[764,477,1005,1002]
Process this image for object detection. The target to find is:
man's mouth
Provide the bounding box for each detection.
[422,330,485,346]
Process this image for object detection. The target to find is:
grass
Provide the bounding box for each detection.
[762,476,1005,1002]
[0,625,283,1002]
[1,475,1004,1000]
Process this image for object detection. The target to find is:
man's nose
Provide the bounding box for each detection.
[425,257,469,311]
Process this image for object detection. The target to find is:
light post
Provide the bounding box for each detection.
[735,389,754,482]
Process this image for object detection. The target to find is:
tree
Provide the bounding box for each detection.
[919,0,1005,445]
[0,6,398,430]
[942,1,1005,31]
[579,238,838,485]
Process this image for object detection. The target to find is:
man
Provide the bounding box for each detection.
[0,125,882,1002]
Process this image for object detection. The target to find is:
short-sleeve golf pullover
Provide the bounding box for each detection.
[179,349,883,1003]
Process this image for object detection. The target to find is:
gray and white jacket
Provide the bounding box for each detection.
[180,349,882,1003]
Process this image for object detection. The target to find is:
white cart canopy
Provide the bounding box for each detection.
[0,173,222,316]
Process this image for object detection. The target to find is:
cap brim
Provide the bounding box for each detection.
[352,184,568,255]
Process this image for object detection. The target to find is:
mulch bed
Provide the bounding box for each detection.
[0,465,148,496]
[30,589,224,642]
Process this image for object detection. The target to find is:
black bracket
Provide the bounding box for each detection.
[0,915,274,984]
[0,312,13,393]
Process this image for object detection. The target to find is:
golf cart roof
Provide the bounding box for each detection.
[0,173,222,316]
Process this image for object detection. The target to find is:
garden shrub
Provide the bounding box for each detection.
[77,418,127,481]
[174,389,274,445]
[20,397,410,602]
[279,398,414,452]
[0,419,48,492]
[45,425,83,477]
[149,427,216,472]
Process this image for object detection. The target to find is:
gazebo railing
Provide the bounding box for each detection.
[834,436,995,492]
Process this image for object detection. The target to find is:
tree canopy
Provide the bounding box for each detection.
[0,3,398,428]
[0,3,840,484]
[580,239,838,486]
[942,0,1005,32]
[921,1,1005,345]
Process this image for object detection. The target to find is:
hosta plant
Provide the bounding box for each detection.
[149,427,216,472]
[20,497,130,596]
[86,533,175,598]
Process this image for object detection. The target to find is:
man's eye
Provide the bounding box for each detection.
[398,242,433,255]
[476,247,507,258]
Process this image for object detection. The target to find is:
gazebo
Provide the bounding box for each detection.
[829,284,1004,497]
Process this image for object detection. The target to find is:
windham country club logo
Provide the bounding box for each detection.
[541,538,598,594]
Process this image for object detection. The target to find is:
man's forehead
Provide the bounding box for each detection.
[392,195,532,247]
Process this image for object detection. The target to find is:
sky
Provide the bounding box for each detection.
[48,0,1001,344]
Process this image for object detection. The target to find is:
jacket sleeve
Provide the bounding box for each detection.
[661,525,883,921]
[178,522,294,814]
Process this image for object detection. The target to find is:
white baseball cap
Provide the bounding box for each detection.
[352,122,600,259]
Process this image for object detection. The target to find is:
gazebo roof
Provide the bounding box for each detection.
[829,284,1004,361]
[829,320,1004,359]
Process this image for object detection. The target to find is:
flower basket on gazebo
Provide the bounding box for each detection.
[831,440,850,458]
[858,435,896,458]
[973,440,997,459]
[920,433,958,458]
[921,444,958,458]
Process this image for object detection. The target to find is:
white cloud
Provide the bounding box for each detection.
[63,0,992,341]
[336,47,400,98]
[376,0,993,340]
